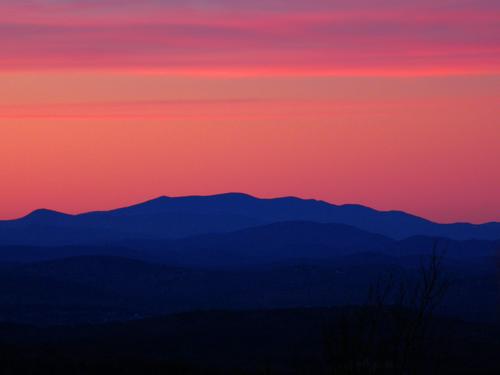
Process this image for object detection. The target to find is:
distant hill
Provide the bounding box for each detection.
[0,193,499,246]
[161,221,393,266]
[0,221,497,266]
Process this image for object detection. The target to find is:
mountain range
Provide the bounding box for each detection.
[0,193,497,327]
[1,193,499,247]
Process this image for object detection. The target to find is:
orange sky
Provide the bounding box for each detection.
[0,1,499,223]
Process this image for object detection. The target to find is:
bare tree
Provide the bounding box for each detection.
[324,241,450,375]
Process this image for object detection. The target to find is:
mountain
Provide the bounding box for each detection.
[0,193,499,246]
[1,220,496,266]
[159,221,393,266]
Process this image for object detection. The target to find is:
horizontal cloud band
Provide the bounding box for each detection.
[0,0,498,75]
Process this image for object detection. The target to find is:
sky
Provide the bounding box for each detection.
[0,0,499,223]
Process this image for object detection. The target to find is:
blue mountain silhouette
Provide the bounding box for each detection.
[0,193,499,246]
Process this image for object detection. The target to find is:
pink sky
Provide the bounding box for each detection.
[0,0,499,223]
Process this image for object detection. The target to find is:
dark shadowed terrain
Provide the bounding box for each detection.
[0,309,499,374]
[0,194,498,373]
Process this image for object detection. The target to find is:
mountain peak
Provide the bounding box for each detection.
[23,209,71,220]
[138,193,255,205]
[28,208,64,216]
[207,192,256,200]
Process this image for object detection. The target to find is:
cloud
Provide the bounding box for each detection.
[0,0,498,75]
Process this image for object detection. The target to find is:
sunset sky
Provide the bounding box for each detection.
[1,0,499,223]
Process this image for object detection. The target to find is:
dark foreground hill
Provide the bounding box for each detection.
[0,250,496,325]
[0,193,499,246]
[0,308,499,374]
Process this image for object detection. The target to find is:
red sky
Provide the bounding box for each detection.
[1,0,499,223]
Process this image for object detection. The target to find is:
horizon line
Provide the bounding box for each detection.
[2,192,498,226]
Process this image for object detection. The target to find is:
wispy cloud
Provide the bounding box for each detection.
[0,0,498,76]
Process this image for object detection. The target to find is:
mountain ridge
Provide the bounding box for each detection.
[9,192,496,226]
[0,193,498,244]
[0,221,497,265]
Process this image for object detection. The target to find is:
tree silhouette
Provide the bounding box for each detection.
[325,241,450,374]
